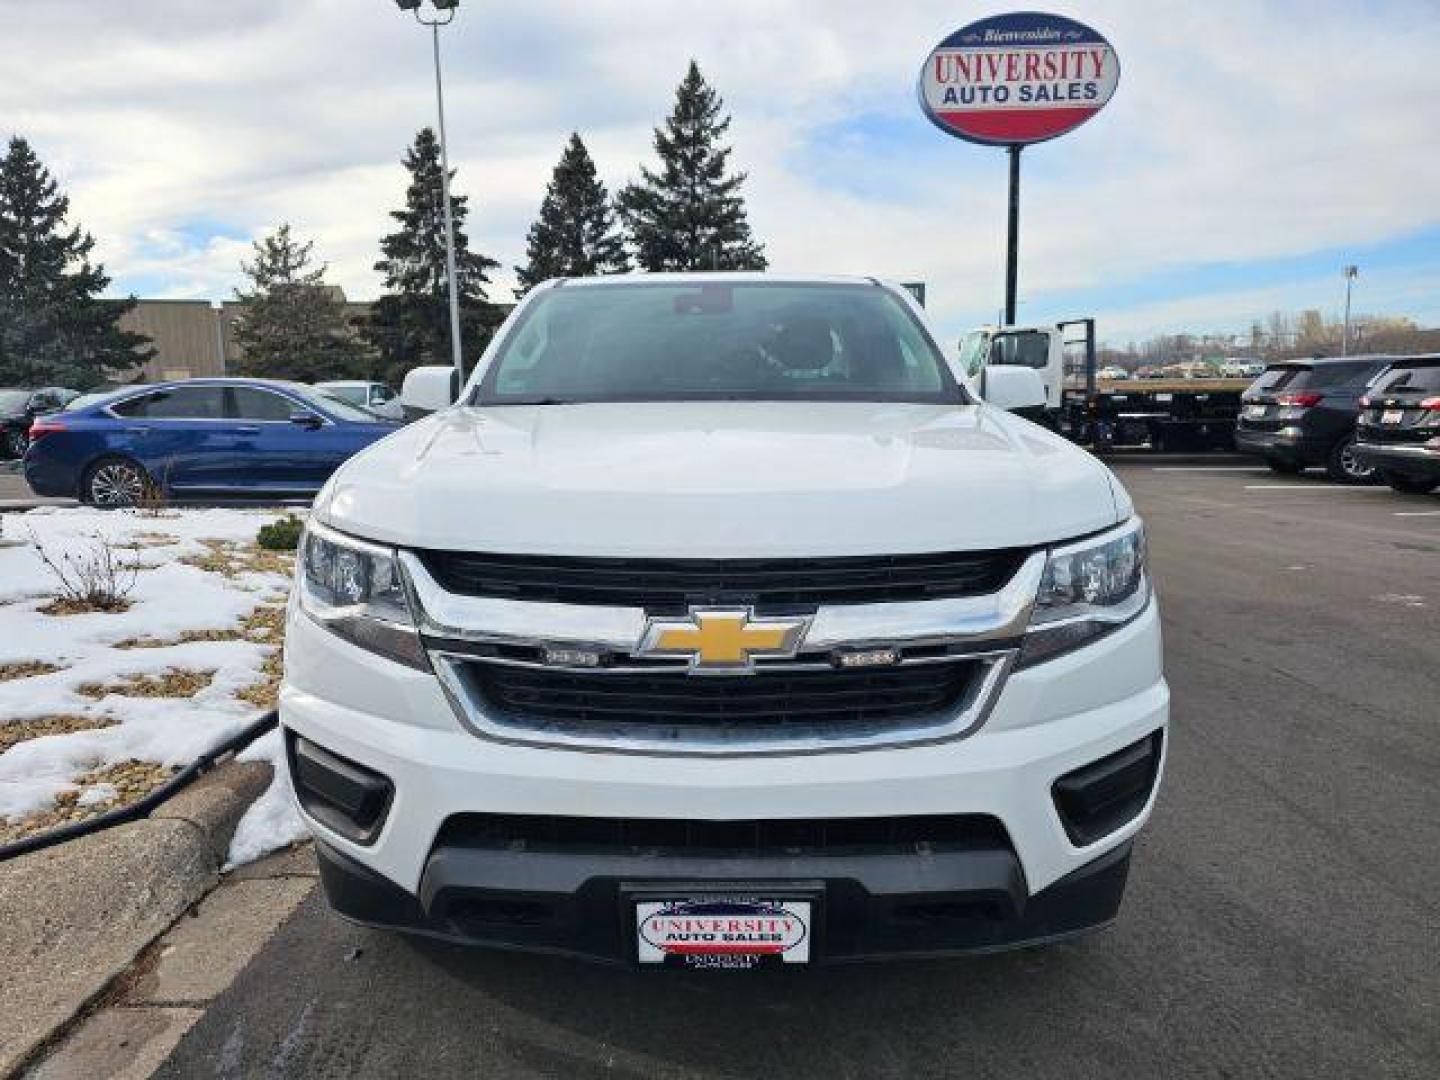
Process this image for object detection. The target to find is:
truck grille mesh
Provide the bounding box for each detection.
[415,549,1026,612]
[462,658,980,735]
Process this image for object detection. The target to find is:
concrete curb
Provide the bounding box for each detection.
[0,760,273,1078]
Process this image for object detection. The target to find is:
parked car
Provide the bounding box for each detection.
[1096,365,1129,380]
[1234,356,1395,481]
[63,386,142,414]
[314,380,404,421]
[283,273,1167,967]
[1217,359,1264,378]
[23,378,399,504]
[1354,354,1440,494]
[0,386,78,459]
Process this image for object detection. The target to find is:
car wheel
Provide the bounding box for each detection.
[1326,435,1377,484]
[3,429,26,460]
[1265,458,1303,475]
[1380,470,1439,495]
[83,457,153,507]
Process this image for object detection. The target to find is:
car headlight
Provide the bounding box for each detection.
[298,521,429,670]
[1019,518,1150,666]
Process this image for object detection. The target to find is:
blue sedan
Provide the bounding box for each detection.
[23,378,400,505]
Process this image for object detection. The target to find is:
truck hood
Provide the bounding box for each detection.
[317,402,1124,557]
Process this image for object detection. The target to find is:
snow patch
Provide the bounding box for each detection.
[224,728,307,869]
[0,506,301,866]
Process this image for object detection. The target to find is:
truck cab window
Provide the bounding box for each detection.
[989,331,1050,370]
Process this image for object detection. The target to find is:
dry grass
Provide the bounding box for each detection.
[237,648,284,710]
[0,660,62,682]
[0,713,116,756]
[38,596,135,617]
[114,603,287,650]
[77,668,215,700]
[131,531,179,545]
[0,759,175,845]
[241,604,286,645]
[181,539,294,580]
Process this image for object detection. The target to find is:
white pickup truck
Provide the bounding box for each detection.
[283,273,1167,968]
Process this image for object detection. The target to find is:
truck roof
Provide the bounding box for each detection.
[553,272,888,288]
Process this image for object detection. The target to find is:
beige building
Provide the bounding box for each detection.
[118,289,373,383]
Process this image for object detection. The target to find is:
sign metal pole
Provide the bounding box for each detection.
[1005,144,1022,326]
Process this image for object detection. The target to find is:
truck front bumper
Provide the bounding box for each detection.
[280,598,1168,964]
[312,827,1137,966]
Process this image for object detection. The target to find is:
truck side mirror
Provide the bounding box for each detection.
[981,366,1047,412]
[401,366,460,418]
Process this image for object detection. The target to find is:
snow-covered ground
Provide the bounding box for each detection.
[0,506,307,864]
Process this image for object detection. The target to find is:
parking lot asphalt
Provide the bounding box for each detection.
[0,463,72,509]
[140,459,1439,1078]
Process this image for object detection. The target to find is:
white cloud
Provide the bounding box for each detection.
[3,0,1437,339]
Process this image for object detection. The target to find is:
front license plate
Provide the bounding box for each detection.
[636,896,812,969]
[1382,409,1404,424]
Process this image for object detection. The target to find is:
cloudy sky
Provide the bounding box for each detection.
[6,0,1439,346]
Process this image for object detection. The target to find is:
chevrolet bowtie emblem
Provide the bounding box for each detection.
[638,607,810,672]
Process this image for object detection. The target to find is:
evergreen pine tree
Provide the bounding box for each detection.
[0,137,149,388]
[230,224,370,382]
[368,128,500,384]
[515,133,629,296]
[618,61,767,272]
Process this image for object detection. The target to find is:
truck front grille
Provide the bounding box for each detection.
[414,549,1027,612]
[469,658,977,731]
[435,653,1007,753]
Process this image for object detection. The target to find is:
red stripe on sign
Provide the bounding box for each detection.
[936,105,1101,142]
[665,944,786,955]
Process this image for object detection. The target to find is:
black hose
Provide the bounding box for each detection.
[0,709,280,863]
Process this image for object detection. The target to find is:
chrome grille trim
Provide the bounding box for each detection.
[431,650,1015,757]
[401,550,1044,653]
[399,549,1044,756]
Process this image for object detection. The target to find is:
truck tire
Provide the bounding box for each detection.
[1266,459,1303,475]
[1381,470,1439,495]
[1325,435,1377,484]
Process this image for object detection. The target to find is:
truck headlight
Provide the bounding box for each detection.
[1019,518,1150,666]
[298,521,428,670]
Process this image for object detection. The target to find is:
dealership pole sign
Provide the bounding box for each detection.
[917,13,1119,322]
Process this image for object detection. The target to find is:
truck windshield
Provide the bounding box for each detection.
[473,282,962,405]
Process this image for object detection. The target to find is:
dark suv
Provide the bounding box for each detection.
[0,387,78,459]
[1353,355,1440,494]
[1235,357,1395,482]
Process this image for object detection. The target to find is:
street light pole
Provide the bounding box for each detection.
[398,0,466,384]
[1341,264,1358,357]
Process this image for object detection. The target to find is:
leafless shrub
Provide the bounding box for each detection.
[30,529,139,613]
[133,459,175,518]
